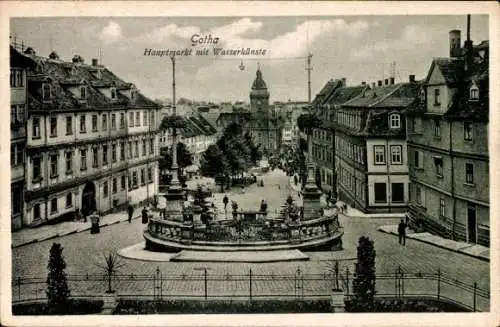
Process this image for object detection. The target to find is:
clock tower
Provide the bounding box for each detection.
[250,67,278,153]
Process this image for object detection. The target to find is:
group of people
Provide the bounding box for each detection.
[127,204,150,224]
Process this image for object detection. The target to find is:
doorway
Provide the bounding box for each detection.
[467,204,477,244]
[82,182,96,217]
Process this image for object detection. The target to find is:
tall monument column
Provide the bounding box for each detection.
[302,54,322,221]
[164,54,185,221]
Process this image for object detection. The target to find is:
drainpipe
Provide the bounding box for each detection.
[44,112,49,222]
[450,121,456,240]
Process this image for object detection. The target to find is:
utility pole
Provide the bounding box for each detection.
[306,53,313,105]
[170,54,179,186]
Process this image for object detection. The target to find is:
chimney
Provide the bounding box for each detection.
[384,79,389,85]
[390,77,395,85]
[464,14,474,73]
[449,30,461,57]
[92,58,98,66]
[341,78,347,87]
[361,81,366,85]
[377,80,382,87]
[409,75,416,83]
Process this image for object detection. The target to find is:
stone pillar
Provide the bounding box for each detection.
[330,290,345,313]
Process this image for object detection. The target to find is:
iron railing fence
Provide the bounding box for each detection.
[12,267,489,312]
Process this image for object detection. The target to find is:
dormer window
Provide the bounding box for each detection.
[389,113,401,129]
[469,82,479,101]
[80,86,87,99]
[96,70,102,79]
[42,83,52,101]
[131,89,136,100]
[110,87,117,100]
[419,89,425,102]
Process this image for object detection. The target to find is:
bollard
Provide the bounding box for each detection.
[204,268,208,300]
[249,268,252,301]
[437,268,441,301]
[473,282,477,312]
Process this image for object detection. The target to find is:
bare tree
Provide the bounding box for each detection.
[95,252,126,293]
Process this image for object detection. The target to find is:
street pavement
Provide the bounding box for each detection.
[11,169,489,309]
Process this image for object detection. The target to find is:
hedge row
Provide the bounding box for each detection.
[13,299,104,315]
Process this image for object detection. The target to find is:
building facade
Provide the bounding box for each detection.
[335,77,420,213]
[13,46,162,227]
[406,27,489,246]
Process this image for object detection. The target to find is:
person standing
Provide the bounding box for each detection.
[223,195,229,212]
[398,219,407,245]
[127,204,134,223]
[142,207,149,224]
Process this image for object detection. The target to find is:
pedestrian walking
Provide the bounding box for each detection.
[223,195,229,211]
[398,219,407,245]
[127,204,134,223]
[142,207,149,224]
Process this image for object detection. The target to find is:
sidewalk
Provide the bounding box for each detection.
[11,210,142,248]
[377,225,489,262]
[288,175,404,219]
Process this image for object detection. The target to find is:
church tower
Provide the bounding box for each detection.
[250,67,274,153]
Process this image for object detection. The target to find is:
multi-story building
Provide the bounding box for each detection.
[10,46,30,230]
[406,23,489,246]
[335,77,420,213]
[281,100,308,147]
[14,46,162,227]
[311,78,367,195]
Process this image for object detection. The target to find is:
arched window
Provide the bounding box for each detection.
[389,113,401,129]
[110,87,117,99]
[42,83,52,101]
[469,82,479,101]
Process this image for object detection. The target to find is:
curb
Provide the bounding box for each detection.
[377,228,489,262]
[11,214,142,249]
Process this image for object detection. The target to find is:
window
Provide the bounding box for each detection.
[66,116,73,135]
[131,90,136,100]
[464,122,473,141]
[102,114,107,131]
[136,112,140,126]
[469,82,479,100]
[142,140,147,156]
[32,117,41,138]
[112,178,117,194]
[80,86,87,99]
[389,114,401,129]
[434,119,441,138]
[374,145,385,165]
[80,149,87,171]
[434,157,443,178]
[80,115,86,133]
[419,89,425,102]
[112,144,117,163]
[50,198,58,214]
[65,151,72,173]
[466,163,474,184]
[135,141,139,158]
[128,141,133,158]
[132,171,138,188]
[50,116,57,137]
[10,69,24,87]
[390,145,402,164]
[92,114,98,131]
[121,175,126,190]
[103,181,108,198]
[414,150,423,169]
[392,183,404,203]
[374,183,387,203]
[148,167,153,182]
[150,111,155,126]
[143,111,148,126]
[102,145,108,165]
[92,147,98,168]
[110,88,117,99]
[440,199,446,218]
[120,142,125,160]
[120,113,125,129]
[33,203,41,220]
[42,84,52,101]
[33,156,41,180]
[129,112,134,127]
[111,113,116,130]
[141,169,145,185]
[50,154,58,178]
[66,193,72,208]
[11,144,23,166]
[433,88,440,106]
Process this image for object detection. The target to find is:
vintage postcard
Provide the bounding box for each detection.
[1,1,498,327]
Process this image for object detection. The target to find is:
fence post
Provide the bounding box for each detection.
[204,268,208,300]
[346,267,350,298]
[437,268,441,301]
[473,282,477,312]
[17,277,21,302]
[249,268,252,301]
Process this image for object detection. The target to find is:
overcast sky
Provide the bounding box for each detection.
[11,15,488,103]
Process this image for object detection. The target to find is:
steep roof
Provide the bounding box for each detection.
[325,85,367,105]
[342,83,401,108]
[12,46,160,112]
[426,58,464,85]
